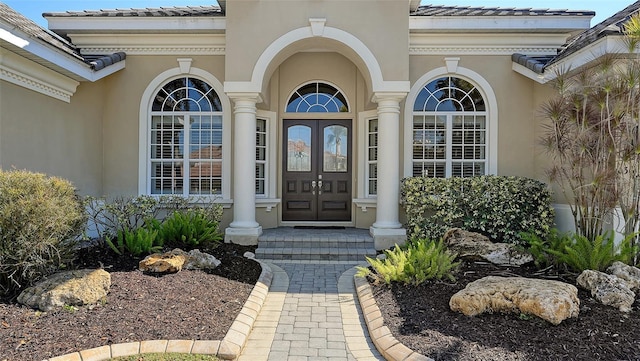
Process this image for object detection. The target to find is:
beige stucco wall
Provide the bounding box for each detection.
[225,0,409,91]
[0,80,104,196]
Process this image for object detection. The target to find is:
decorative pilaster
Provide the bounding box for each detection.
[225,93,262,245]
[370,92,407,250]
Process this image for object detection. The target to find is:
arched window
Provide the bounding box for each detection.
[149,77,223,195]
[286,82,349,112]
[412,76,487,178]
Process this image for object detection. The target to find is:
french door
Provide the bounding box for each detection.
[282,119,352,221]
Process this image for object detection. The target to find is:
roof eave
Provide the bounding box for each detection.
[46,15,227,37]
[513,35,630,83]
[1,20,126,81]
[409,15,592,33]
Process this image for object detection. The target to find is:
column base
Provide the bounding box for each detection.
[224,226,263,246]
[369,226,407,250]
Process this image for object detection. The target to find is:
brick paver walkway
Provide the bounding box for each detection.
[237,262,384,361]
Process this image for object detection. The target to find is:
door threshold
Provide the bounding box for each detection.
[293,225,346,230]
[280,221,355,228]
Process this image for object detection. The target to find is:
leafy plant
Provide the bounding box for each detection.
[106,226,162,256]
[357,239,459,286]
[521,229,572,268]
[0,169,86,297]
[402,176,554,244]
[523,230,637,272]
[157,209,222,248]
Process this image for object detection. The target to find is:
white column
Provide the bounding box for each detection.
[370,92,407,249]
[224,93,262,245]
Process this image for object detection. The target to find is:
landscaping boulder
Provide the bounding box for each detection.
[607,261,640,292]
[443,228,533,266]
[184,249,221,270]
[577,270,635,312]
[449,276,579,325]
[140,249,220,273]
[17,269,110,312]
[139,248,189,272]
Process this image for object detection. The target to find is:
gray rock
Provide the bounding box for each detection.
[449,276,579,325]
[376,253,387,260]
[607,261,640,292]
[243,251,256,259]
[17,269,111,312]
[577,270,636,312]
[184,249,221,270]
[443,228,533,266]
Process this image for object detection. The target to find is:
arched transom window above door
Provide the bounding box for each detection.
[286,82,349,113]
[412,76,488,178]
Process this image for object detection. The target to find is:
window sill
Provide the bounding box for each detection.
[353,198,377,212]
[256,198,281,212]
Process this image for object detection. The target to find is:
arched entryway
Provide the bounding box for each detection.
[224,19,410,249]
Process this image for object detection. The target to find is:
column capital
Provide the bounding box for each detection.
[226,92,263,104]
[371,92,407,104]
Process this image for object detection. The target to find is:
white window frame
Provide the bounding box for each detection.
[412,113,488,178]
[138,63,232,205]
[404,65,498,178]
[354,109,378,212]
[255,110,280,212]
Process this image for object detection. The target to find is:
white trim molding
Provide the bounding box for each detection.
[0,49,78,102]
[69,34,226,56]
[410,33,567,56]
[404,61,499,178]
[138,61,232,201]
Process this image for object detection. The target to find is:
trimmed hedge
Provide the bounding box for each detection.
[0,170,86,297]
[401,175,554,244]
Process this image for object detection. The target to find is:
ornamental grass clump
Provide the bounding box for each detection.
[357,239,459,286]
[0,169,86,297]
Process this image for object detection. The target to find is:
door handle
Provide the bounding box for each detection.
[311,180,316,195]
[318,180,323,195]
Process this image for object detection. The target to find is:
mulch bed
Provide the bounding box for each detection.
[371,261,640,361]
[0,243,260,361]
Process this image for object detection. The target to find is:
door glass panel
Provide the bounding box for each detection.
[287,125,312,171]
[323,125,348,172]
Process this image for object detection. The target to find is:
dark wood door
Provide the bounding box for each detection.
[282,119,352,221]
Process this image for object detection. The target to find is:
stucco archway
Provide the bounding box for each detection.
[223,19,409,96]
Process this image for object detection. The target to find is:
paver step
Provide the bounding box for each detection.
[255,227,376,262]
[255,248,375,261]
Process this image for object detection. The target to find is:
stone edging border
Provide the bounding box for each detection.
[353,275,434,361]
[46,259,273,361]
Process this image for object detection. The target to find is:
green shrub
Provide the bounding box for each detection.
[0,170,86,297]
[402,175,554,244]
[157,209,223,248]
[85,195,161,239]
[357,239,459,286]
[523,230,637,272]
[105,226,162,256]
